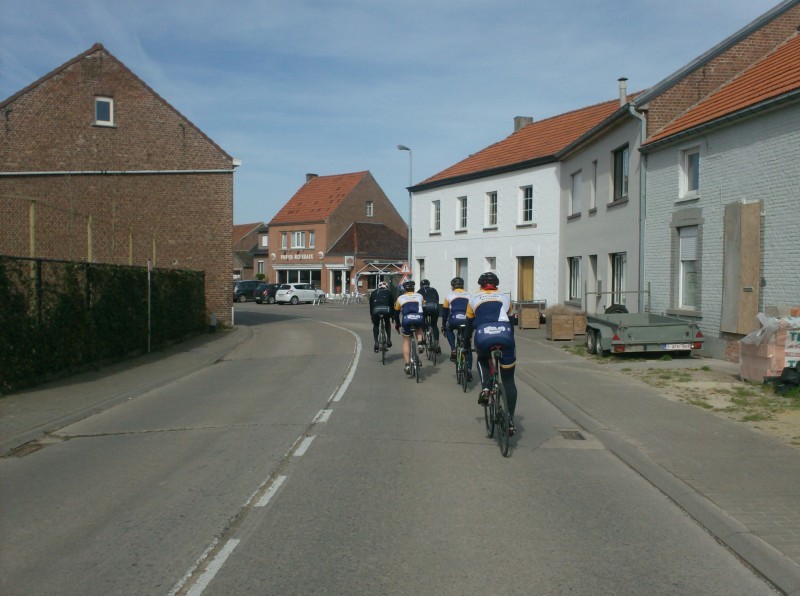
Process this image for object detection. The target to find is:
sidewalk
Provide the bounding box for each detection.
[0,326,251,456]
[515,327,800,594]
[2,322,799,593]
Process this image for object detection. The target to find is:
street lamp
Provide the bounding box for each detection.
[397,144,412,271]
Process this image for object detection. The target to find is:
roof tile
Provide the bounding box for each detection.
[270,172,369,224]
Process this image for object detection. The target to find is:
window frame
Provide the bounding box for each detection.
[291,231,306,249]
[457,196,468,230]
[365,201,374,217]
[568,257,581,301]
[520,186,533,223]
[94,96,114,127]
[431,200,441,232]
[681,147,700,199]
[613,144,629,201]
[678,226,698,309]
[308,230,315,248]
[486,191,498,228]
[611,252,627,305]
[281,232,288,250]
[570,170,582,216]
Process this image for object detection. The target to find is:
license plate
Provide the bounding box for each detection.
[663,343,691,350]
[625,345,645,352]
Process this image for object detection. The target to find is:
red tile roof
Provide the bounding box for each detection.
[270,171,369,225]
[327,222,407,257]
[419,97,630,186]
[233,223,261,243]
[647,34,800,145]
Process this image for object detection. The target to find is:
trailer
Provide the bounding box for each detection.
[585,311,704,356]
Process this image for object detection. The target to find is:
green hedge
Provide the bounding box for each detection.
[0,256,205,393]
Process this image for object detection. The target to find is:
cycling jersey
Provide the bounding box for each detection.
[394,291,424,336]
[442,288,471,327]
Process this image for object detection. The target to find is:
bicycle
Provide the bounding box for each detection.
[408,325,423,383]
[377,318,389,365]
[423,316,439,366]
[454,326,469,393]
[483,345,512,457]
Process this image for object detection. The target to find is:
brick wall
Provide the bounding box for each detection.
[644,103,800,360]
[0,45,234,325]
[647,4,800,137]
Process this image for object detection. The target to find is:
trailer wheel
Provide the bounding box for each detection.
[586,329,599,355]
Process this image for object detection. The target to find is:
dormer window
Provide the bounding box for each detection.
[95,97,114,126]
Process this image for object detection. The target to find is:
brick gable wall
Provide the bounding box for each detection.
[0,47,234,325]
[646,4,800,137]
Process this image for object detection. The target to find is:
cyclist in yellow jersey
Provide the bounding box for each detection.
[394,279,425,375]
[464,272,518,436]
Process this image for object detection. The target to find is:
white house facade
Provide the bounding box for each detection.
[412,164,561,303]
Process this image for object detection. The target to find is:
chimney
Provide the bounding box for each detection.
[618,77,628,106]
[514,116,534,132]
[306,173,318,182]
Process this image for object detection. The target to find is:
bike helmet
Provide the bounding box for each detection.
[450,277,464,289]
[478,271,499,288]
[403,279,416,292]
[420,279,430,287]
[378,281,388,289]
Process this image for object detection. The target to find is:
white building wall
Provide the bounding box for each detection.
[559,116,643,313]
[412,165,561,302]
[645,102,800,358]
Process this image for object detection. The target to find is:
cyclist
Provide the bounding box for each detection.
[369,280,394,353]
[464,272,518,436]
[418,279,441,353]
[394,279,425,375]
[441,276,473,382]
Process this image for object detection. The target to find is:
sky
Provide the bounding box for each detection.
[0,0,784,226]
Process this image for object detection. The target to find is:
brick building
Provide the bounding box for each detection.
[0,43,236,325]
[233,222,268,280]
[267,171,407,294]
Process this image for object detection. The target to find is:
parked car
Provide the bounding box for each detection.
[255,283,281,304]
[233,279,261,303]
[275,283,325,305]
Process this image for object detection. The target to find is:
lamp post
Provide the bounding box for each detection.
[397,144,412,272]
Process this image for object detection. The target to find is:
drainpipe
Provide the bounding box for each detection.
[627,100,647,313]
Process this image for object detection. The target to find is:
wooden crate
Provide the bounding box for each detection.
[518,305,540,329]
[546,315,575,340]
[573,314,587,335]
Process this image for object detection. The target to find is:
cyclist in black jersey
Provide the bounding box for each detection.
[418,279,441,353]
[369,281,394,352]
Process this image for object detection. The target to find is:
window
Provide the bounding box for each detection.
[291,231,305,248]
[611,253,627,305]
[94,97,114,126]
[682,148,700,197]
[308,230,315,248]
[590,160,598,210]
[486,257,496,271]
[431,200,441,232]
[679,226,698,308]
[568,257,581,301]
[281,232,287,250]
[261,235,268,248]
[457,196,468,230]
[418,259,425,281]
[366,201,374,217]
[486,192,498,227]
[521,186,533,223]
[257,261,264,275]
[455,258,468,284]
[613,144,629,201]
[570,170,582,216]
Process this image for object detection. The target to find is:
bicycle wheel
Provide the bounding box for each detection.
[495,372,511,457]
[460,351,468,393]
[455,356,463,385]
[378,324,387,365]
[484,388,495,438]
[431,336,438,366]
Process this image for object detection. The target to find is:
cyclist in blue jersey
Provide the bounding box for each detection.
[394,279,425,375]
[464,272,518,436]
[441,276,473,381]
[418,279,441,353]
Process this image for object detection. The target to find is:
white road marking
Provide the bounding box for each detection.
[256,475,287,507]
[185,538,240,596]
[314,320,361,402]
[294,435,315,456]
[313,409,333,423]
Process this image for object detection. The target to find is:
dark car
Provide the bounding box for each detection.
[255,282,281,304]
[233,280,261,303]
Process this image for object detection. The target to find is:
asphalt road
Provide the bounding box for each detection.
[0,304,776,595]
